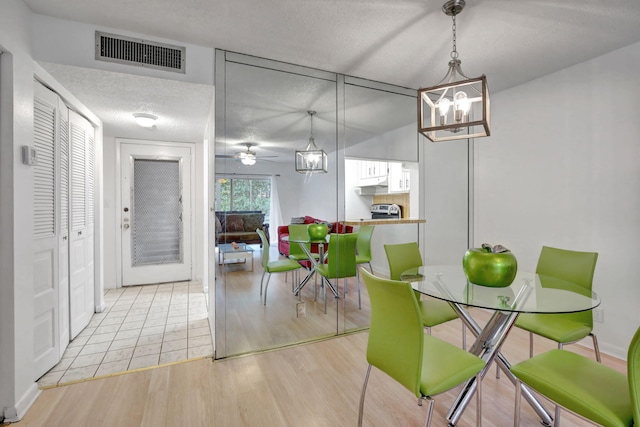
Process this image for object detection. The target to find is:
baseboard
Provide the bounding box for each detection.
[3,382,40,422]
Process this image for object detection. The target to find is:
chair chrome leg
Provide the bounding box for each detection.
[514,380,522,427]
[462,325,467,350]
[529,332,534,358]
[554,404,561,427]
[260,271,267,295]
[476,373,482,427]
[591,333,602,362]
[423,397,435,427]
[357,364,372,427]
[263,274,272,305]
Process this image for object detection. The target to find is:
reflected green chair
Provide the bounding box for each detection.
[358,269,485,427]
[257,228,303,306]
[286,224,320,289]
[355,225,375,275]
[511,326,640,427]
[384,242,463,345]
[316,233,358,312]
[515,246,600,361]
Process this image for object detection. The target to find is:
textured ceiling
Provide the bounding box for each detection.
[24,0,640,156]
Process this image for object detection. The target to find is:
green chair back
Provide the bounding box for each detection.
[287,224,311,258]
[535,245,598,328]
[361,269,424,397]
[629,326,640,424]
[384,242,423,281]
[356,225,375,263]
[323,233,358,279]
[257,228,271,269]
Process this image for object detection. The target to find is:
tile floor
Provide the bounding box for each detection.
[38,281,213,387]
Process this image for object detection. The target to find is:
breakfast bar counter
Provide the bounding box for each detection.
[342,218,426,226]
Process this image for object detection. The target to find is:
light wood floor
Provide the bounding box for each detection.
[9,309,625,427]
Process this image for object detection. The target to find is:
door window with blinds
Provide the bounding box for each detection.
[131,158,183,265]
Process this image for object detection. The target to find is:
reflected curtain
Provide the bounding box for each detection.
[270,175,283,243]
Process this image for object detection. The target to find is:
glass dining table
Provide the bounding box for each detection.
[400,265,600,426]
[282,235,338,299]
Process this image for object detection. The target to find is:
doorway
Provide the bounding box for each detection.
[118,140,194,286]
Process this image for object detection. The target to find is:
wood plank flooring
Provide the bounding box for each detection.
[9,309,626,427]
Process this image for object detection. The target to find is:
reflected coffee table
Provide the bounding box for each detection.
[218,243,254,272]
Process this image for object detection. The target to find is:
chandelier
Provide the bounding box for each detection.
[295,110,328,173]
[418,0,490,142]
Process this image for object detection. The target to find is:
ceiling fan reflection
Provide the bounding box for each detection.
[215,142,276,166]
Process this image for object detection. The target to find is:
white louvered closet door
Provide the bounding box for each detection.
[33,82,64,379]
[69,110,95,339]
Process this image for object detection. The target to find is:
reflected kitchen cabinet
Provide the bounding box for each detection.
[360,160,388,181]
[388,162,410,193]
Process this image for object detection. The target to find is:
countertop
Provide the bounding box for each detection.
[342,218,426,226]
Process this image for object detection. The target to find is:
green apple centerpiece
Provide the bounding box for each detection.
[307,223,329,241]
[462,244,517,288]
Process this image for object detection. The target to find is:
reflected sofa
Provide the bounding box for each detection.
[215,211,269,246]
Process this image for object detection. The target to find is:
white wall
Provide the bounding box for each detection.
[0,0,104,419]
[476,41,640,359]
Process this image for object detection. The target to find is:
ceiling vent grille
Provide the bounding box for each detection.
[95,31,185,73]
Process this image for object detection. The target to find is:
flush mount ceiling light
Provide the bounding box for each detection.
[133,112,158,128]
[295,110,328,174]
[418,0,490,142]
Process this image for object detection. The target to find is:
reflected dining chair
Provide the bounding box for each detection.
[315,232,358,312]
[257,228,303,305]
[514,245,600,361]
[358,269,485,427]
[384,242,464,346]
[286,224,320,288]
[511,326,640,427]
[355,225,375,277]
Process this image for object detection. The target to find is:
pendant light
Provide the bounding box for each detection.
[418,0,490,142]
[295,110,328,174]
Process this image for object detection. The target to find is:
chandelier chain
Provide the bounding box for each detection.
[451,13,458,59]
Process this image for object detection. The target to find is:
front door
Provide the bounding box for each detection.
[120,141,192,286]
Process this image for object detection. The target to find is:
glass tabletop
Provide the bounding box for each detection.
[218,243,254,254]
[282,235,329,244]
[401,265,600,314]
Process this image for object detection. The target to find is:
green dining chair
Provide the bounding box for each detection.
[257,228,303,305]
[358,269,485,427]
[511,326,640,427]
[384,242,464,345]
[355,225,375,275]
[316,233,358,312]
[514,245,600,361]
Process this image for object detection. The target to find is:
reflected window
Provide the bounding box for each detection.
[215,176,271,219]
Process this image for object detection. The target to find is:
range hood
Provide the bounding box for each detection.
[356,176,388,188]
[355,177,388,195]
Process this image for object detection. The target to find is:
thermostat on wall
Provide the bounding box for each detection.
[21,145,37,166]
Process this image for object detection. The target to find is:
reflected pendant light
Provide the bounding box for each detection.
[295,110,328,173]
[418,0,490,142]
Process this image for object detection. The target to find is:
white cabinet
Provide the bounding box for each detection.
[360,160,387,180]
[388,162,410,193]
[358,160,388,188]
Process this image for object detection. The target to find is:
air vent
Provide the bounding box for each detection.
[95,31,185,73]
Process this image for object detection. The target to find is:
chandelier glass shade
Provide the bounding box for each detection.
[418,0,490,142]
[295,111,328,173]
